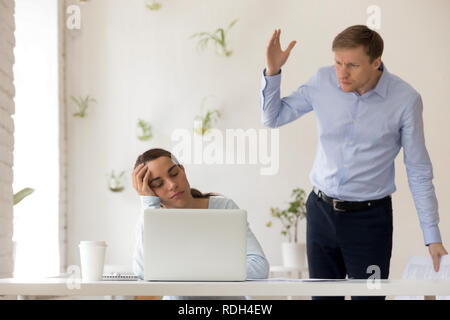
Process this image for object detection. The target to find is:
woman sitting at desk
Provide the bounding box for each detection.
[131,148,270,299]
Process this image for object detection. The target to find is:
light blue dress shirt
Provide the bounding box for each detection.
[260,64,441,245]
[133,195,270,300]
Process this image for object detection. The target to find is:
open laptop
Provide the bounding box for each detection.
[143,209,247,281]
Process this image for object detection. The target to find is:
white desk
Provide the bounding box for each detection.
[270,266,309,279]
[1,278,450,297]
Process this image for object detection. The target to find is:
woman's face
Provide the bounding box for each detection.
[146,156,192,208]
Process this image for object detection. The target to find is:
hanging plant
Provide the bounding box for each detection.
[71,95,96,118]
[190,19,238,57]
[145,0,162,10]
[13,188,35,206]
[194,97,222,136]
[137,119,153,141]
[107,170,125,193]
[194,109,222,136]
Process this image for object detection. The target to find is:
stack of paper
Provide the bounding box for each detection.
[396,255,450,300]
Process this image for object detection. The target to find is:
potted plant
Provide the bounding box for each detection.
[190,19,238,57]
[266,187,307,268]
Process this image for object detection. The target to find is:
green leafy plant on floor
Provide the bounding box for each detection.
[13,188,35,206]
[266,188,307,243]
[194,98,222,136]
[137,119,153,141]
[145,0,161,10]
[190,19,238,57]
[107,170,125,193]
[71,95,97,118]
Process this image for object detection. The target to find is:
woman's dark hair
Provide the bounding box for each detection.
[134,148,219,199]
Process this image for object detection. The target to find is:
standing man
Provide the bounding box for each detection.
[260,25,447,299]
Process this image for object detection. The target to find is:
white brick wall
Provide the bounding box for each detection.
[0,0,16,279]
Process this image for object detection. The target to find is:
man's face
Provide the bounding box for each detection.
[334,46,381,94]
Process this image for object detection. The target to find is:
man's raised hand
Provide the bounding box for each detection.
[265,29,296,76]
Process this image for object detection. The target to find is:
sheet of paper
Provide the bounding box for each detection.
[401,255,450,279]
[247,278,348,282]
[396,255,450,300]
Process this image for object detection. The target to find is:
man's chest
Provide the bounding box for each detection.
[312,91,404,144]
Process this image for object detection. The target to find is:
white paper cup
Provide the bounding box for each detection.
[79,241,107,281]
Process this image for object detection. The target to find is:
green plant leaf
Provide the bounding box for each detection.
[227,19,238,31]
[191,19,237,57]
[13,188,35,205]
[146,0,161,10]
[71,95,96,118]
[70,96,81,105]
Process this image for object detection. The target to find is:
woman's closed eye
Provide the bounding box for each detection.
[150,171,179,189]
[151,181,163,189]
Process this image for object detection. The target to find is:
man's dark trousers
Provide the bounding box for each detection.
[306,190,393,300]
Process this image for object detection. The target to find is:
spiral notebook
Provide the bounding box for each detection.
[102,271,139,281]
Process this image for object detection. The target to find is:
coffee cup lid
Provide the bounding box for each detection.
[79,241,107,247]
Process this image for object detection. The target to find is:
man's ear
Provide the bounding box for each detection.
[373,57,382,70]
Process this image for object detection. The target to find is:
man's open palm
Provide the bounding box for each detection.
[265,29,296,76]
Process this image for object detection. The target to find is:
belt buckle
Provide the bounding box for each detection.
[333,199,346,212]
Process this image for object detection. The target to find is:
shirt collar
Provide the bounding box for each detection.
[372,62,388,98]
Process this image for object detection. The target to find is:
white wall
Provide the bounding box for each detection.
[64,0,450,279]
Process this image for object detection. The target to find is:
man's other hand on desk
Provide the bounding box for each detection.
[428,243,448,272]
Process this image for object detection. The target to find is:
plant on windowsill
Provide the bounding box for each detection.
[71,95,96,118]
[190,19,238,57]
[137,119,153,141]
[266,187,307,268]
[12,188,35,272]
[107,170,125,193]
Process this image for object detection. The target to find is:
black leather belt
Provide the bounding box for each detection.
[313,187,391,212]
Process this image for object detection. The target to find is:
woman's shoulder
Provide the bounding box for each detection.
[209,195,240,209]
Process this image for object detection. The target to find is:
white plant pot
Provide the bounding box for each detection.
[281,242,306,268]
